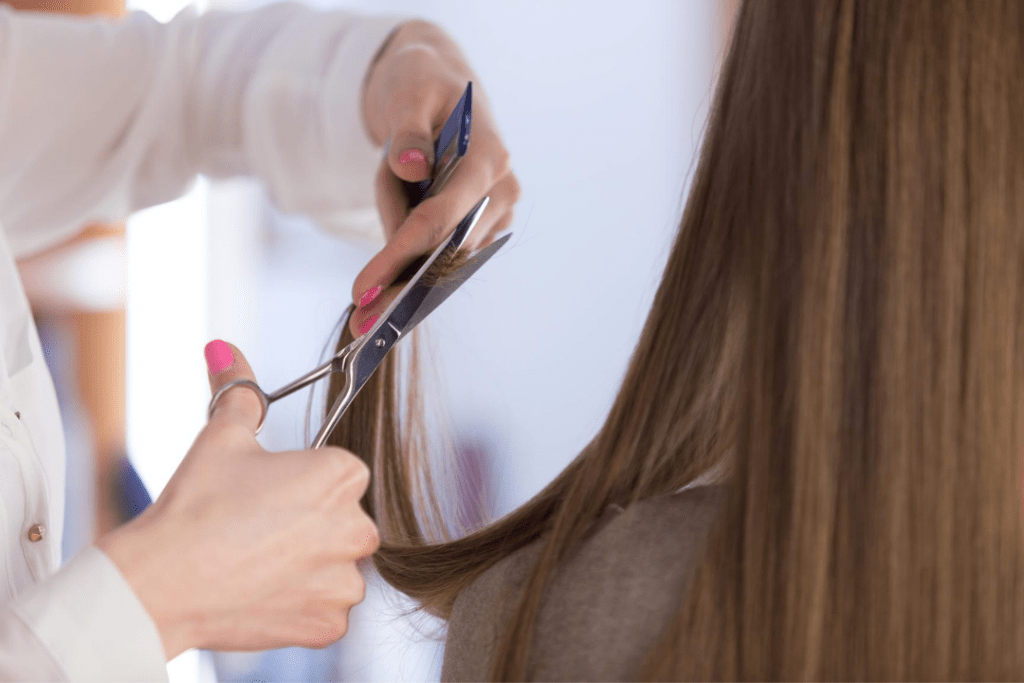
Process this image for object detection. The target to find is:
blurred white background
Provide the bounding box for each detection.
[113,0,727,680]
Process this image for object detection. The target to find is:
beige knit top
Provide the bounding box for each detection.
[441,485,727,681]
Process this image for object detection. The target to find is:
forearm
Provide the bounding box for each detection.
[0,3,405,257]
[186,4,404,211]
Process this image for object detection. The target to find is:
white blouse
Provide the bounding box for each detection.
[0,4,398,679]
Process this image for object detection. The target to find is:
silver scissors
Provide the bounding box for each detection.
[208,196,510,448]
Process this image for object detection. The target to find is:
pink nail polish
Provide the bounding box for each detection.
[399,148,426,165]
[359,315,380,335]
[204,340,235,375]
[359,286,382,308]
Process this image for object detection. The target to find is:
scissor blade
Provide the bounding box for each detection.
[401,232,512,335]
[379,197,488,336]
[348,232,511,395]
[345,197,492,395]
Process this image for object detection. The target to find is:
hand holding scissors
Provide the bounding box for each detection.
[208,196,510,448]
[360,27,521,310]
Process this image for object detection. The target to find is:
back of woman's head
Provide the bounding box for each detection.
[326,0,1024,679]
[644,0,1024,678]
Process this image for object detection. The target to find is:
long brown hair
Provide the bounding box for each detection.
[325,0,1024,678]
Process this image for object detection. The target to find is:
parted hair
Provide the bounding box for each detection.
[325,0,1024,679]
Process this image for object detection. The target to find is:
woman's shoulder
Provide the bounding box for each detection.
[442,485,728,682]
[606,482,729,544]
[452,484,729,614]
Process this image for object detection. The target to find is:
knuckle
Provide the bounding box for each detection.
[402,209,445,248]
[303,614,349,649]
[346,565,368,604]
[491,146,512,178]
[323,447,372,491]
[362,522,382,556]
[507,174,522,203]
[401,209,429,232]
[349,455,373,488]
[429,219,447,246]
[351,462,373,495]
[333,612,352,641]
[348,512,382,558]
[216,383,262,418]
[339,512,380,561]
[491,215,513,240]
[417,210,447,247]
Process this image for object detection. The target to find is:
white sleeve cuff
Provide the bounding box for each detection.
[11,546,168,682]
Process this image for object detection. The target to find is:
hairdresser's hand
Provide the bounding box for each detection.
[355,20,519,317]
[96,341,379,660]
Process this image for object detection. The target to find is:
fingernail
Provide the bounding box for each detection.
[359,315,380,335]
[204,340,235,375]
[358,286,382,308]
[398,148,426,165]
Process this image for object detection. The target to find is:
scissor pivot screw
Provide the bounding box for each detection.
[375,338,386,348]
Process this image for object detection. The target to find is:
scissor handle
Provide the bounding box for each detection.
[308,339,364,449]
[205,306,360,444]
[208,379,270,435]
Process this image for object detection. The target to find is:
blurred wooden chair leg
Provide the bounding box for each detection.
[17,223,137,541]
[71,308,131,536]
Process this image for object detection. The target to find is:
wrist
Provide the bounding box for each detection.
[95,511,198,660]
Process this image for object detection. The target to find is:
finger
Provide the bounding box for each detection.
[348,283,404,339]
[374,160,409,241]
[353,195,450,305]
[323,500,380,562]
[204,339,263,434]
[353,160,500,303]
[464,171,520,251]
[368,43,448,184]
[357,106,512,304]
[382,91,439,184]
[388,135,434,184]
[347,199,512,340]
[477,209,515,251]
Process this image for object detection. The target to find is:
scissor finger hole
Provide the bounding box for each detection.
[208,379,270,435]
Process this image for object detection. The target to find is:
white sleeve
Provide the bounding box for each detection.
[0,2,405,258]
[1,546,168,682]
